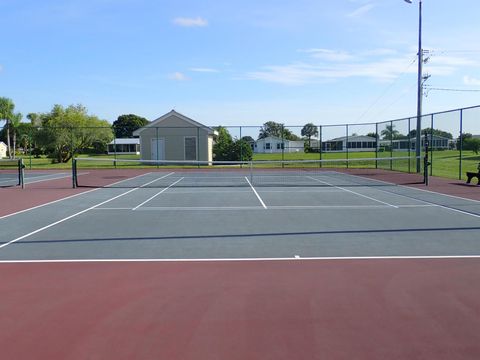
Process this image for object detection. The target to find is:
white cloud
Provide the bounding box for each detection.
[168,72,189,81]
[463,76,480,86]
[246,48,480,86]
[347,3,375,18]
[302,49,354,62]
[173,17,208,27]
[189,68,219,73]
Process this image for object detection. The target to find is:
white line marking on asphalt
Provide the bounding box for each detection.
[132,177,184,210]
[0,174,172,250]
[332,172,480,219]
[0,172,155,220]
[1,255,480,264]
[245,176,267,209]
[23,173,71,184]
[306,176,399,208]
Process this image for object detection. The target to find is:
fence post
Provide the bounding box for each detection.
[319,125,322,167]
[375,123,378,169]
[346,124,349,168]
[390,121,393,170]
[459,109,463,180]
[430,114,434,176]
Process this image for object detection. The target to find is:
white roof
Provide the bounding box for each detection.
[109,138,140,145]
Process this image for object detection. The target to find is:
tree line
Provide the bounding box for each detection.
[0,97,149,162]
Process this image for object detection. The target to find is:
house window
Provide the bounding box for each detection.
[266,143,271,150]
[277,143,281,150]
[185,137,197,160]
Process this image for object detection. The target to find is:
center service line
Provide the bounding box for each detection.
[0,174,175,251]
[132,177,184,210]
[245,176,267,209]
[306,176,398,208]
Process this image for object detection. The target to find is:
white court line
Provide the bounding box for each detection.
[1,254,480,264]
[0,172,156,220]
[332,172,480,219]
[132,177,184,210]
[245,176,267,209]
[93,204,437,211]
[0,174,172,250]
[24,172,71,184]
[307,176,399,208]
[133,206,266,211]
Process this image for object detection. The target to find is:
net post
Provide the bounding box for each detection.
[72,158,77,188]
[19,158,25,189]
[423,131,430,186]
[249,160,253,184]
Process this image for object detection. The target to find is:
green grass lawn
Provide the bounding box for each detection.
[253,150,480,181]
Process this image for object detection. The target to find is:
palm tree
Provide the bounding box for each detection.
[380,124,400,140]
[10,113,22,158]
[301,123,319,147]
[0,97,15,158]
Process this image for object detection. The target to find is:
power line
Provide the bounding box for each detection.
[425,86,480,92]
[355,56,417,123]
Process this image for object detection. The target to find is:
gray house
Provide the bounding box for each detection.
[133,110,215,161]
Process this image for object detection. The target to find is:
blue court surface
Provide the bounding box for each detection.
[1,170,480,261]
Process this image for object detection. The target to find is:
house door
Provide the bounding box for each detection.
[151,138,165,160]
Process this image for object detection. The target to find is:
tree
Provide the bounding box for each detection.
[36,104,113,163]
[27,112,42,126]
[258,121,300,141]
[463,138,480,154]
[9,112,23,158]
[366,132,378,139]
[241,136,255,145]
[0,97,15,158]
[301,123,318,146]
[409,128,453,139]
[113,114,149,138]
[213,126,233,161]
[456,133,473,150]
[213,126,252,161]
[380,124,400,140]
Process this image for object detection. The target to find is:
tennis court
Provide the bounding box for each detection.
[1,160,480,359]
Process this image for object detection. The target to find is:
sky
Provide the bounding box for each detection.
[1,0,480,130]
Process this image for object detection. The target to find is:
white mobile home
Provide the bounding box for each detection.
[322,136,377,152]
[254,136,304,153]
[107,138,140,155]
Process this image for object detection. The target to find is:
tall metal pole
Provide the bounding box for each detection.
[415,0,423,173]
[404,0,423,173]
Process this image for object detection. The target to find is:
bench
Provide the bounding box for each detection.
[466,172,480,185]
[466,163,480,185]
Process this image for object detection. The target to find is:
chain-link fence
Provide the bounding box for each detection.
[1,105,479,180]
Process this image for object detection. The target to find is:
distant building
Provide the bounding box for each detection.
[322,136,377,152]
[254,136,305,153]
[0,141,7,159]
[107,138,140,155]
[381,135,450,151]
[133,110,215,161]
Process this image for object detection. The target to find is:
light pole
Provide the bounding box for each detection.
[405,0,423,173]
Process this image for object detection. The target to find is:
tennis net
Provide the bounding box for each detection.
[73,156,423,188]
[0,158,25,188]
